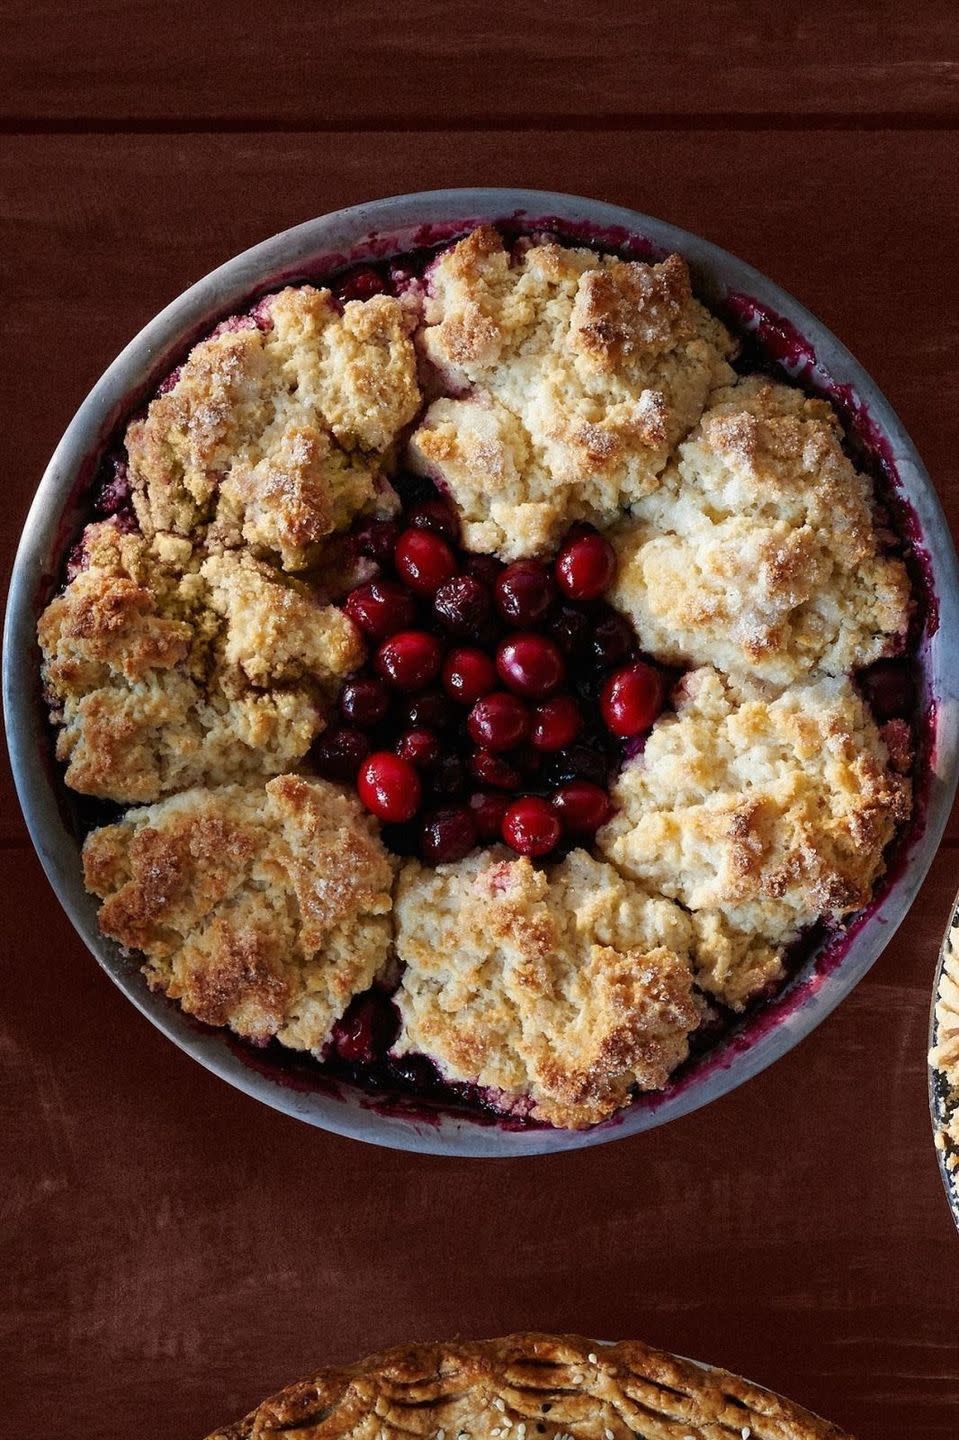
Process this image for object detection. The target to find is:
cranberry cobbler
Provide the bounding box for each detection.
[38,225,916,1128]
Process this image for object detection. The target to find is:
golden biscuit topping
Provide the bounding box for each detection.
[393,848,699,1128]
[598,667,910,977]
[83,775,394,1049]
[127,286,419,570]
[203,1334,853,1440]
[38,522,361,802]
[409,227,735,559]
[609,378,911,684]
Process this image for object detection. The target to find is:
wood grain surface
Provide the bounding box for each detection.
[1,10,958,1438]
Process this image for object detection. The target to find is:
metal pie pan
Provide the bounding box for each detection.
[5,188,959,1156]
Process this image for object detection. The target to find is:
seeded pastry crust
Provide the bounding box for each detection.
[598,667,910,1000]
[203,1333,853,1440]
[83,775,394,1050]
[127,286,419,570]
[393,848,699,1128]
[37,522,362,803]
[409,227,735,559]
[930,918,959,1184]
[609,378,911,685]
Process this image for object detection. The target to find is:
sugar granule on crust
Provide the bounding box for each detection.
[408,227,736,559]
[126,286,420,570]
[37,521,362,803]
[598,666,910,1000]
[609,377,911,685]
[82,774,394,1050]
[392,847,699,1128]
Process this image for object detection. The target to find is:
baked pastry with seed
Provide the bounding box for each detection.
[82,774,394,1050]
[608,378,911,685]
[409,227,735,559]
[203,1333,853,1440]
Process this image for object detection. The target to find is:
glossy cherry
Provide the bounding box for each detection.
[442,646,498,705]
[501,796,561,857]
[394,527,458,596]
[555,531,616,600]
[469,749,523,791]
[494,559,555,627]
[408,498,460,543]
[396,728,441,769]
[600,661,664,737]
[551,780,613,836]
[467,692,530,751]
[530,694,582,751]
[496,633,565,699]
[357,751,422,822]
[433,574,491,638]
[420,806,478,864]
[376,630,443,691]
[339,676,391,728]
[344,578,416,640]
[312,726,370,782]
[468,791,511,841]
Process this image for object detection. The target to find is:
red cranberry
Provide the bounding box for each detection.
[357,751,422,822]
[548,604,592,659]
[396,728,441,769]
[312,726,370,782]
[556,532,616,600]
[405,689,455,731]
[433,574,491,637]
[469,749,523,790]
[494,559,555,627]
[409,498,460,543]
[496,633,565,699]
[600,661,664,737]
[330,991,394,1063]
[394,527,457,596]
[502,797,561,858]
[551,781,613,836]
[467,692,530,751]
[376,630,443,691]
[344,579,416,640]
[420,806,478,864]
[339,676,391,728]
[442,646,497,705]
[531,694,583,751]
[353,518,401,567]
[468,791,511,841]
[591,609,634,670]
[465,553,504,587]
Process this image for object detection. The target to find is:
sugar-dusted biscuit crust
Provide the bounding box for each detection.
[37,521,361,802]
[393,847,699,1128]
[598,667,910,990]
[409,227,735,558]
[204,1333,853,1440]
[609,377,911,684]
[127,286,420,570]
[83,774,394,1049]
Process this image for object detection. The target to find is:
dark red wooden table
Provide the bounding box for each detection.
[2,7,958,1436]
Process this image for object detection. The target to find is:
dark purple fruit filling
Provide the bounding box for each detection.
[321,491,670,866]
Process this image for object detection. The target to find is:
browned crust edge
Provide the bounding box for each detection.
[203,1333,854,1440]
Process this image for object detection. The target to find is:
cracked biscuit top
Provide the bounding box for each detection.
[598,666,910,951]
[608,378,911,685]
[38,521,362,802]
[203,1333,853,1440]
[82,774,394,1050]
[127,286,419,570]
[392,847,699,1128]
[408,226,735,558]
